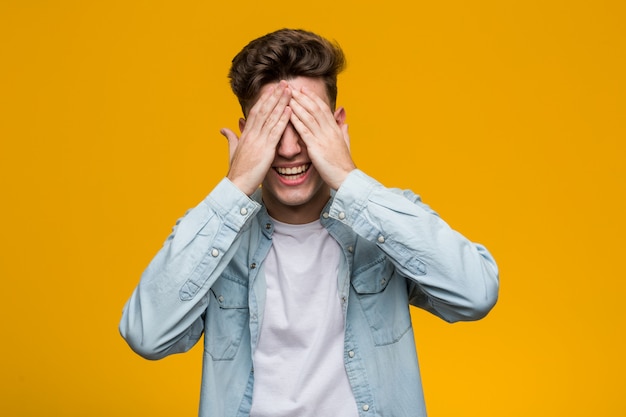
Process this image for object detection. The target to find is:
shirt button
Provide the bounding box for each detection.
[377,235,385,243]
[265,223,272,230]
[240,207,248,216]
[250,263,257,269]
[211,249,219,257]
[322,212,329,219]
[217,295,224,303]
[338,212,346,220]
[348,350,355,358]
[362,404,370,411]
[348,246,354,253]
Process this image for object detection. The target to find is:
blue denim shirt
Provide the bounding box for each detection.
[120,169,499,417]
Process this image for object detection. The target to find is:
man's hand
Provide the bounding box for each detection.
[220,81,292,196]
[288,85,355,190]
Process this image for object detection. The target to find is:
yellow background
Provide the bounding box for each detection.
[1,1,624,415]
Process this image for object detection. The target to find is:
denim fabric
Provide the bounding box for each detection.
[120,169,499,417]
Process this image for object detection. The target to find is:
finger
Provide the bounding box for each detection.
[246,81,289,133]
[261,85,292,139]
[269,105,292,141]
[288,108,313,141]
[220,128,239,164]
[290,88,342,140]
[288,95,318,138]
[292,86,335,125]
[289,87,317,119]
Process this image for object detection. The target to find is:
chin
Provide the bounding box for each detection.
[262,181,330,217]
[274,190,318,207]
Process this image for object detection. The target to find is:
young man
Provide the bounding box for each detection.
[120,29,499,417]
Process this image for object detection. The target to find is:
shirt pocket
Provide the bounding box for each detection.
[203,276,249,361]
[351,257,412,346]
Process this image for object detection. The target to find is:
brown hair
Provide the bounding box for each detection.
[228,28,346,114]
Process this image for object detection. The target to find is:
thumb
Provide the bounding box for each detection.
[341,123,351,150]
[220,128,239,164]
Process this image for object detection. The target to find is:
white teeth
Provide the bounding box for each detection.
[276,164,308,176]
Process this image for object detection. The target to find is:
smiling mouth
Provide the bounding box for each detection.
[274,164,310,180]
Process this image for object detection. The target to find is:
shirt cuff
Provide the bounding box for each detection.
[328,169,379,225]
[204,177,261,231]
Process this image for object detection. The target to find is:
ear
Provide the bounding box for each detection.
[238,117,246,133]
[334,106,346,126]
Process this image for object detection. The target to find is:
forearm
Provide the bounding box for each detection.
[330,170,499,322]
[119,178,260,359]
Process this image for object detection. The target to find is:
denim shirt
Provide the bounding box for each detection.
[120,169,499,417]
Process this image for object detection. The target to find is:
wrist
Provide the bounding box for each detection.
[227,173,258,196]
[329,166,357,191]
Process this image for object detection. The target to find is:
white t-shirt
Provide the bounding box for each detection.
[250,219,359,417]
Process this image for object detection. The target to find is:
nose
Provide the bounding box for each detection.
[277,124,302,159]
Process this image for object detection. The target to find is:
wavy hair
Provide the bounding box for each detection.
[228,28,346,115]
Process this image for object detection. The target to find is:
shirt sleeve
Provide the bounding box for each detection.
[119,178,261,359]
[329,169,499,323]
